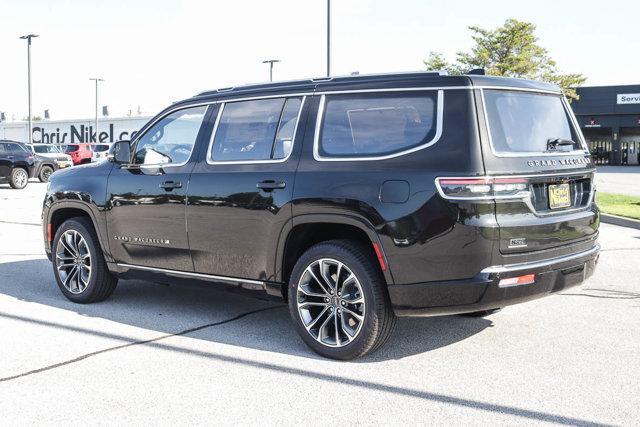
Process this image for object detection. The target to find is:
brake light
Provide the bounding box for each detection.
[436,177,529,200]
[498,274,535,288]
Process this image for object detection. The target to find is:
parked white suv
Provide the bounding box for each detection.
[92,144,111,162]
[31,144,73,169]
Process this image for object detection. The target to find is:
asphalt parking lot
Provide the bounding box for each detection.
[594,166,640,197]
[0,181,639,425]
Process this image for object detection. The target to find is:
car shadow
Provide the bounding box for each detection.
[0,258,492,362]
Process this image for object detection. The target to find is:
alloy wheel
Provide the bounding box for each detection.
[55,230,92,294]
[296,258,365,348]
[13,169,28,187]
[41,167,53,181]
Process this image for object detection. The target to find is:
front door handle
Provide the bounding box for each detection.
[256,180,286,191]
[160,180,182,191]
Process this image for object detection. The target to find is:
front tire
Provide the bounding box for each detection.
[52,217,118,303]
[39,165,54,182]
[9,168,28,189]
[288,240,396,360]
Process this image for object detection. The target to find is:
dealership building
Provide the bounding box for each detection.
[571,84,640,165]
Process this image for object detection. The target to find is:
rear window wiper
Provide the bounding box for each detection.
[547,138,576,151]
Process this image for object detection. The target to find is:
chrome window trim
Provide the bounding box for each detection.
[205,96,307,165]
[480,88,590,158]
[480,244,600,274]
[117,263,265,286]
[131,102,212,168]
[313,89,444,162]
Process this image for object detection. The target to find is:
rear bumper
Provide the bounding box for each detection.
[388,244,600,316]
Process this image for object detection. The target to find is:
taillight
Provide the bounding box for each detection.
[436,177,529,200]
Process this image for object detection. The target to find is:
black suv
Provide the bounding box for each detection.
[0,140,36,189]
[42,72,599,359]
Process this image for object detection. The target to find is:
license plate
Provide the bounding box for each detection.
[548,183,571,209]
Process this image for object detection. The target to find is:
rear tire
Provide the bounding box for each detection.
[39,165,54,182]
[52,217,118,303]
[9,167,28,189]
[288,239,396,360]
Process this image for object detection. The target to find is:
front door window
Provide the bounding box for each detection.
[134,106,207,166]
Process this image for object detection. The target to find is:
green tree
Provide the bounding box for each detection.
[424,19,586,101]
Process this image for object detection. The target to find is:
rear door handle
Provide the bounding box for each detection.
[256,180,286,191]
[160,181,182,190]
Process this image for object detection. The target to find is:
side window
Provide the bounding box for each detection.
[210,97,303,162]
[318,92,439,158]
[134,105,207,165]
[9,143,28,154]
[0,143,6,154]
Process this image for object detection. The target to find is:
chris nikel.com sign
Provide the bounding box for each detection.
[617,93,640,104]
[31,119,149,144]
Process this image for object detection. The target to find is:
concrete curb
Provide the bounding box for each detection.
[601,213,640,230]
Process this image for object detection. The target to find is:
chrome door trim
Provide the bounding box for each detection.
[116,263,266,286]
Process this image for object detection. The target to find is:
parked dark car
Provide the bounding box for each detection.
[0,140,36,189]
[42,72,600,359]
[14,142,69,183]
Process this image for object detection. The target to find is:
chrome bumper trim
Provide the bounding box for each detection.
[481,244,600,274]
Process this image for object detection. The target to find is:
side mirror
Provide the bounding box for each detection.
[110,140,131,164]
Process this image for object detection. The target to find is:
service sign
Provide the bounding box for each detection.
[616,93,640,104]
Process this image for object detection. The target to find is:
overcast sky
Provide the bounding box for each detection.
[1,0,639,120]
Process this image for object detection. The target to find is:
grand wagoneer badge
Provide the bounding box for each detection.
[527,157,591,167]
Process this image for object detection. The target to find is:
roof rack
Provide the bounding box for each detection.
[195,70,450,97]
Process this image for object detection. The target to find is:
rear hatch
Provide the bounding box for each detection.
[478,87,598,255]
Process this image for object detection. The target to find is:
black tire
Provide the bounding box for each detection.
[459,308,502,317]
[39,165,54,182]
[9,167,29,189]
[288,239,396,360]
[52,217,118,303]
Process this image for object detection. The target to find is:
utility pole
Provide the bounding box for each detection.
[262,59,280,82]
[89,78,104,142]
[326,0,331,77]
[19,34,38,144]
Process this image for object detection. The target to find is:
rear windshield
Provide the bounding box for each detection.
[483,90,583,154]
[95,144,110,152]
[65,145,79,152]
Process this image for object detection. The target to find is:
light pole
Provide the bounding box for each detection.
[19,34,38,145]
[326,0,331,77]
[262,59,280,82]
[89,78,104,142]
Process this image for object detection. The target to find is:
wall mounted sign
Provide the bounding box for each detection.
[617,93,640,104]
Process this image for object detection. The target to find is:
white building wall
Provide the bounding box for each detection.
[0,116,152,145]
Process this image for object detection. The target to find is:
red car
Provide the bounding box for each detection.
[64,143,93,165]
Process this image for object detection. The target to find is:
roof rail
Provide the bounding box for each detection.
[195,70,451,97]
